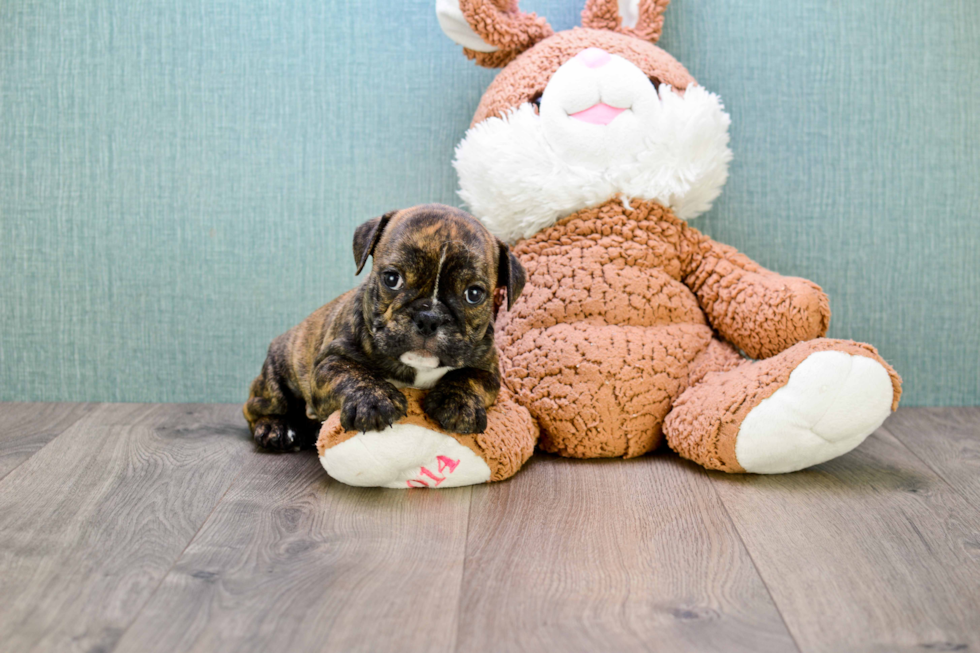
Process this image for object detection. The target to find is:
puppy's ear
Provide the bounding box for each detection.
[353,211,396,275]
[495,239,526,310]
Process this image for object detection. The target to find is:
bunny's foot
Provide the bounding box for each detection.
[319,425,492,488]
[317,387,537,488]
[664,339,902,474]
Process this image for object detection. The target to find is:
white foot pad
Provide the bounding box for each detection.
[319,424,491,489]
[735,351,893,474]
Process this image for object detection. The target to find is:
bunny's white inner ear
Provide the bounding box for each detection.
[436,0,501,53]
[618,0,640,28]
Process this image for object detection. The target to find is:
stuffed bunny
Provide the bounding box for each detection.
[436,0,902,474]
[317,0,901,486]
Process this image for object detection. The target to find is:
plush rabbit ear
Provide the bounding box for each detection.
[436,0,553,67]
[581,0,670,44]
[436,0,500,53]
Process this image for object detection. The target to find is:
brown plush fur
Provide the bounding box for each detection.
[581,0,670,43]
[496,197,901,461]
[458,0,554,68]
[497,197,888,459]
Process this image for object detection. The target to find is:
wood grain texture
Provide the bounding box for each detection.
[3,404,980,653]
[882,407,980,509]
[114,455,472,653]
[713,427,980,653]
[456,454,798,653]
[0,402,94,480]
[0,403,253,653]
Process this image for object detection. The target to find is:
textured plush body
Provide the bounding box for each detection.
[496,196,902,467]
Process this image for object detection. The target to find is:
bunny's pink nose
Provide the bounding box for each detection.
[575,47,612,69]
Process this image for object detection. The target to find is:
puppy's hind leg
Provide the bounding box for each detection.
[244,356,320,452]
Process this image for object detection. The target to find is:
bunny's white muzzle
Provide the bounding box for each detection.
[540,47,661,169]
[454,48,733,243]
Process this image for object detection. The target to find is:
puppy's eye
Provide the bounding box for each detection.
[529,92,543,111]
[464,286,487,305]
[648,76,661,91]
[381,270,403,290]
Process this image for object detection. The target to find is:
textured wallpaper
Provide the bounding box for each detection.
[1,0,978,405]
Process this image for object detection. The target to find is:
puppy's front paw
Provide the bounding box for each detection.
[253,417,301,452]
[423,386,488,434]
[340,383,408,432]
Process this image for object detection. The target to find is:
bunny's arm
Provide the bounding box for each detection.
[679,228,830,359]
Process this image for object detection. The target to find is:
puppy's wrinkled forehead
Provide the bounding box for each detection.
[374,205,496,280]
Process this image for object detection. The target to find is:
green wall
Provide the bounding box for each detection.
[2,0,978,405]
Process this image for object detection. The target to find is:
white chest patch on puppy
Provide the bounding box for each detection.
[395,351,456,390]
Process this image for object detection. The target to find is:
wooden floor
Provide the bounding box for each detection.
[0,405,978,653]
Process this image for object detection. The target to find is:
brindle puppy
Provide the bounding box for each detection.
[244,204,526,451]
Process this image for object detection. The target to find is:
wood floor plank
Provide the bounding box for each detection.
[881,407,980,509]
[0,402,95,480]
[713,426,980,653]
[455,454,799,653]
[0,403,253,653]
[114,454,472,653]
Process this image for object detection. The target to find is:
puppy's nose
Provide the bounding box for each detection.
[575,47,611,69]
[413,311,446,337]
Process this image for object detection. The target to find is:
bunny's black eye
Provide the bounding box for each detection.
[648,76,661,91]
[529,92,543,111]
[382,270,403,290]
[464,286,487,305]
